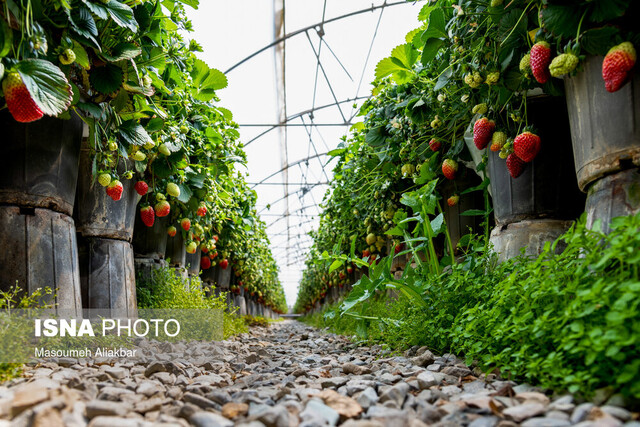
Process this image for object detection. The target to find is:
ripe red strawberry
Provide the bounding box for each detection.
[602,42,636,93]
[201,256,211,270]
[394,244,403,255]
[219,259,229,269]
[106,180,123,201]
[347,266,354,274]
[514,131,541,162]
[473,117,495,150]
[167,226,177,237]
[155,200,170,217]
[442,159,458,180]
[134,181,148,196]
[180,218,191,231]
[2,72,44,123]
[530,42,552,84]
[140,205,155,227]
[196,205,207,217]
[429,138,441,151]
[362,249,370,258]
[447,195,459,206]
[506,154,526,178]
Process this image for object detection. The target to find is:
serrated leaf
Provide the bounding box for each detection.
[101,42,141,62]
[205,127,222,143]
[329,259,344,274]
[15,59,72,116]
[118,120,152,146]
[540,3,580,38]
[434,66,452,91]
[90,64,123,94]
[103,0,138,32]
[588,0,631,22]
[145,117,164,132]
[187,173,205,188]
[72,41,90,69]
[365,126,386,147]
[146,47,166,73]
[418,4,436,21]
[421,8,447,41]
[581,27,619,56]
[420,38,444,66]
[176,183,192,203]
[217,106,233,121]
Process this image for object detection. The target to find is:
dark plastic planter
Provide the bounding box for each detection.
[0,111,84,216]
[565,55,640,192]
[76,145,140,241]
[585,168,640,234]
[488,95,585,226]
[165,232,186,267]
[132,214,168,259]
[185,247,201,275]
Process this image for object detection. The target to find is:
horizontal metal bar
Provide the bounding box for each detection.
[248,182,329,186]
[239,123,352,127]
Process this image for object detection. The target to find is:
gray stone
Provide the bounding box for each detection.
[182,392,219,410]
[87,416,141,427]
[190,411,234,427]
[355,387,379,410]
[320,377,349,389]
[503,403,546,422]
[300,398,340,426]
[468,416,500,427]
[601,405,632,422]
[571,403,595,424]
[104,367,127,380]
[520,418,571,427]
[252,404,290,427]
[411,351,435,367]
[85,400,128,418]
[378,382,409,407]
[416,371,455,389]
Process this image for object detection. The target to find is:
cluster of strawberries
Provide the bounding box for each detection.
[525,41,636,93]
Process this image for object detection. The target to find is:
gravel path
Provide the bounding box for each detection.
[0,320,636,427]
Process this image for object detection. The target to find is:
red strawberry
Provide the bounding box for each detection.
[473,118,495,150]
[167,226,177,237]
[2,72,44,123]
[134,181,148,196]
[106,180,123,201]
[447,195,459,206]
[530,42,552,84]
[140,205,155,227]
[347,266,354,274]
[362,249,370,258]
[219,259,229,269]
[514,131,541,162]
[429,138,441,151]
[180,218,191,231]
[196,205,207,217]
[201,256,211,270]
[442,159,458,180]
[394,244,403,255]
[155,200,170,217]
[602,42,636,93]
[507,154,526,178]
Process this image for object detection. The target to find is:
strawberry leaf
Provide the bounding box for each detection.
[15,59,72,116]
[90,64,123,94]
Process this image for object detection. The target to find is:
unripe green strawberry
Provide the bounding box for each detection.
[490,0,503,6]
[485,71,500,85]
[179,125,189,134]
[123,171,133,180]
[186,241,197,254]
[472,103,488,115]
[156,193,166,201]
[131,151,146,161]
[108,141,118,151]
[530,42,552,84]
[98,173,112,187]
[442,159,458,180]
[167,182,180,198]
[519,54,531,77]
[158,143,171,156]
[602,42,636,93]
[549,53,579,78]
[490,131,507,152]
[2,72,44,123]
[59,49,76,65]
[142,75,152,88]
[155,200,170,217]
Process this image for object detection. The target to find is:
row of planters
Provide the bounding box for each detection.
[0,0,286,316]
[295,0,639,311]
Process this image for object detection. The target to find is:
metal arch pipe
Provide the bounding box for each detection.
[224,1,409,74]
[250,153,330,188]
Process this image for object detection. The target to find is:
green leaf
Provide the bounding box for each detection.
[365,126,386,147]
[430,213,444,234]
[191,59,228,101]
[145,117,164,133]
[72,41,90,69]
[205,127,222,143]
[15,59,72,116]
[0,17,13,58]
[328,148,347,157]
[420,8,446,41]
[540,3,580,38]
[329,259,344,274]
[217,106,233,121]
[581,27,619,56]
[433,66,452,91]
[146,47,166,73]
[118,120,152,146]
[69,6,99,48]
[90,64,123,94]
[420,38,444,66]
[418,4,436,21]
[101,42,142,62]
[103,0,138,32]
[177,183,193,203]
[588,0,631,22]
